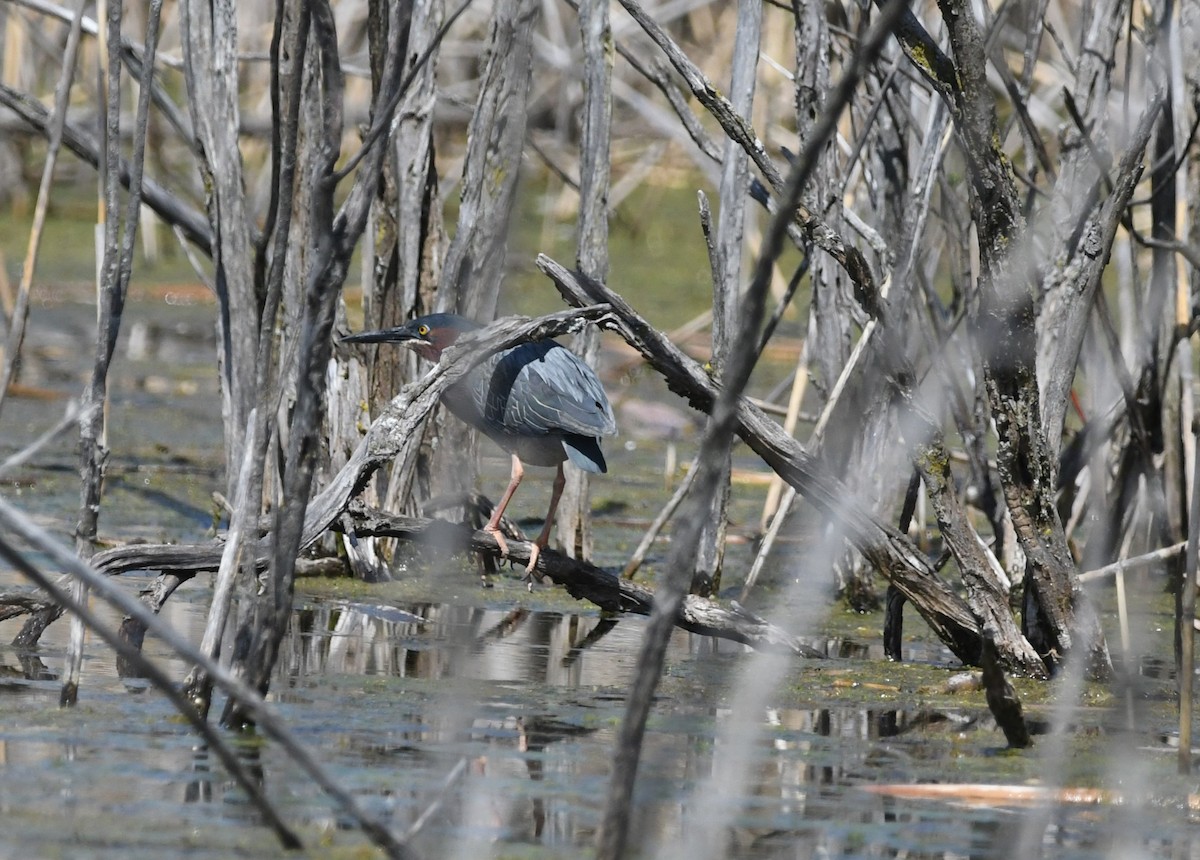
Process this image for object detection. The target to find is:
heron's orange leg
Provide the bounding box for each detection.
[483,453,524,558]
[526,462,566,582]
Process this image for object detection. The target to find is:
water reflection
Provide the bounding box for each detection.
[279,600,652,686]
[278,599,958,688]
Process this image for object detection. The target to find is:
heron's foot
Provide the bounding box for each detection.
[523,543,546,591]
[483,524,510,559]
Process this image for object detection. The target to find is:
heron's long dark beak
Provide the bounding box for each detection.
[341,326,419,345]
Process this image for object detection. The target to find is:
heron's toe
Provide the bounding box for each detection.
[523,543,547,590]
[483,524,509,558]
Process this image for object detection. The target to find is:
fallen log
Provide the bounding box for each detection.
[339,501,817,655]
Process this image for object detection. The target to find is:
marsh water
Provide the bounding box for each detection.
[2,296,1200,858]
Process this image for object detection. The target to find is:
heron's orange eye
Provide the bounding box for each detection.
[417,325,429,336]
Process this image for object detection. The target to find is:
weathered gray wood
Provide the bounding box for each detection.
[614,0,876,302]
[795,0,884,609]
[0,83,212,252]
[596,6,912,852]
[1036,0,1128,445]
[693,0,760,596]
[249,0,310,523]
[19,311,614,591]
[541,257,986,666]
[366,0,444,522]
[68,0,164,706]
[219,0,352,728]
[556,0,612,562]
[215,0,468,729]
[0,313,622,589]
[884,0,1140,677]
[0,0,87,687]
[436,0,539,321]
[180,0,259,490]
[0,0,86,427]
[182,410,258,716]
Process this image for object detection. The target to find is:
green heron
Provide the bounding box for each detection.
[343,313,616,572]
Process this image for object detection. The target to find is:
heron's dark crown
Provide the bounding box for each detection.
[410,313,478,337]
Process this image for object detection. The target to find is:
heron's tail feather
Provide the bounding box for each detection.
[563,436,607,474]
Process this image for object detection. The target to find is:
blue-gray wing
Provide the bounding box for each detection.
[477,341,616,438]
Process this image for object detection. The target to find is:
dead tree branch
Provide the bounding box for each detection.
[539,256,990,666]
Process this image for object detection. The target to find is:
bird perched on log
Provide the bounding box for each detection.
[343,313,616,574]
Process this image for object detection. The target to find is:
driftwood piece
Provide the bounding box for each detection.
[339,502,815,655]
[0,590,55,622]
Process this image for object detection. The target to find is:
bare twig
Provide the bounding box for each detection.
[0,84,212,252]
[614,0,876,296]
[331,0,475,182]
[1077,542,1187,583]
